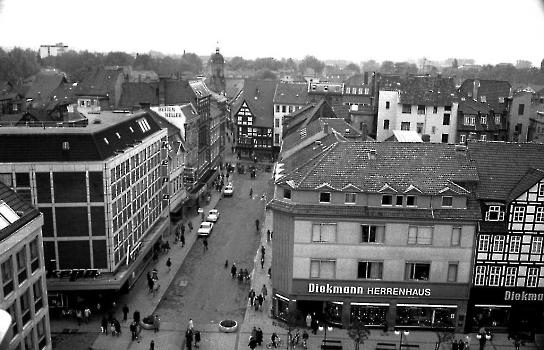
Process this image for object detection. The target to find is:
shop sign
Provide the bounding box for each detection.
[308,283,431,297]
[504,290,544,301]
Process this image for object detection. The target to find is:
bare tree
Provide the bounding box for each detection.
[347,321,370,350]
[434,328,455,350]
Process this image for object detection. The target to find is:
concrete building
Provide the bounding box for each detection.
[273,83,308,148]
[0,182,51,350]
[268,142,480,331]
[39,43,68,58]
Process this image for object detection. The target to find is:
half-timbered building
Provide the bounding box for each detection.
[467,141,544,334]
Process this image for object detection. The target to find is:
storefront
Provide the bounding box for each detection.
[467,287,544,334]
[273,280,469,331]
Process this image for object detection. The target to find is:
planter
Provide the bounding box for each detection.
[140,315,155,330]
[218,319,238,333]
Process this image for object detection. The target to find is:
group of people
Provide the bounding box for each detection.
[248,327,264,349]
[452,339,470,350]
[230,263,251,283]
[185,319,201,350]
[175,223,186,246]
[101,315,122,336]
[248,285,267,312]
[75,307,92,326]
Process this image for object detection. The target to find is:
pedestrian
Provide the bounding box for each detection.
[194,330,201,347]
[261,256,265,268]
[261,245,265,257]
[311,319,318,334]
[122,304,129,321]
[164,241,170,253]
[152,268,158,280]
[154,315,160,333]
[150,339,155,350]
[76,309,83,326]
[166,258,172,272]
[188,318,194,331]
[203,238,208,252]
[255,219,259,231]
[302,330,309,345]
[248,336,257,350]
[231,263,237,278]
[134,310,141,323]
[188,221,193,231]
[101,316,109,334]
[180,232,185,247]
[114,318,121,336]
[136,322,141,343]
[84,307,91,324]
[110,321,116,336]
[248,289,256,305]
[250,188,253,197]
[453,340,459,350]
[152,282,160,297]
[262,284,268,300]
[271,333,279,348]
[186,330,193,350]
[258,294,263,310]
[267,229,271,242]
[306,313,312,329]
[256,328,263,345]
[381,321,389,336]
[252,327,257,340]
[130,321,136,341]
[459,340,466,350]
[181,224,185,235]
[148,277,154,293]
[268,267,271,278]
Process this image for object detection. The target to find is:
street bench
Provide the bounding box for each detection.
[400,344,419,350]
[322,340,343,350]
[376,342,397,350]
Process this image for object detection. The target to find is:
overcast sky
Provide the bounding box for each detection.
[1,0,543,66]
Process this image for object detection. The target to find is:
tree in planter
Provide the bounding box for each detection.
[434,327,455,350]
[347,321,370,350]
[277,309,306,348]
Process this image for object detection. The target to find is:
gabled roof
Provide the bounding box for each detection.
[459,79,512,112]
[468,141,544,201]
[458,95,492,115]
[231,80,277,128]
[25,72,67,100]
[389,130,423,142]
[47,82,81,110]
[78,66,123,97]
[0,110,163,163]
[278,142,477,194]
[281,117,358,152]
[507,168,544,203]
[0,182,41,242]
[396,76,458,106]
[283,99,338,138]
[118,80,197,109]
[225,78,244,100]
[189,80,211,99]
[273,83,308,104]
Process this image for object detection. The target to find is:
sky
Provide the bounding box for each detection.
[1,0,544,67]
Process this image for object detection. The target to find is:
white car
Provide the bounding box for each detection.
[206,209,220,222]
[198,221,214,236]
[223,184,234,197]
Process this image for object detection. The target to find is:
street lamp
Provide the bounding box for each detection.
[318,321,333,342]
[395,328,409,350]
[476,331,492,350]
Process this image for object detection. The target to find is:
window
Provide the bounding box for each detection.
[509,236,521,253]
[319,192,331,203]
[364,88,370,94]
[275,118,280,127]
[464,116,475,126]
[358,261,383,279]
[495,115,501,125]
[7,303,17,338]
[406,195,417,206]
[441,134,449,143]
[33,279,43,312]
[283,188,291,200]
[2,259,13,296]
[505,267,517,287]
[518,104,525,115]
[536,207,544,222]
[396,196,403,206]
[312,223,337,243]
[443,114,450,125]
[527,267,539,287]
[405,262,430,281]
[513,206,525,222]
[433,106,438,114]
[21,289,31,326]
[416,123,423,133]
[361,225,385,243]
[274,133,280,144]
[402,104,411,114]
[539,184,544,196]
[401,122,410,131]
[459,134,466,144]
[480,134,487,141]
[493,235,505,252]
[408,226,433,245]
[24,332,34,350]
[447,263,458,282]
[281,105,286,113]
[489,266,501,286]
[16,248,27,284]
[475,266,486,285]
[37,317,47,349]
[345,193,356,204]
[383,120,390,130]
[417,105,426,114]
[346,87,351,94]
[136,118,151,132]
[30,238,40,273]
[486,205,505,221]
[381,195,393,205]
[478,234,490,251]
[531,237,543,254]
[385,101,390,109]
[275,105,280,113]
[480,116,487,124]
[451,227,461,246]
[480,96,487,103]
[310,259,335,279]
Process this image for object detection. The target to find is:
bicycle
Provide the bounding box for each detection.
[266,338,284,348]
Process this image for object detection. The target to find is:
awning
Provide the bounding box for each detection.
[188,183,206,199]
[170,197,189,214]
[199,168,218,187]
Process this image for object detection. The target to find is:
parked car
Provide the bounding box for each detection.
[198,222,213,236]
[206,209,220,222]
[223,184,234,196]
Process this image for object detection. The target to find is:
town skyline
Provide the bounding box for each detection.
[1,0,544,67]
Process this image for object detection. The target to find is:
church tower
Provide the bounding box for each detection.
[210,46,226,94]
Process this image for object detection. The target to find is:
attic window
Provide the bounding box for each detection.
[104,138,109,145]
[499,97,505,103]
[116,133,121,139]
[129,127,134,133]
[0,201,20,230]
[137,118,151,133]
[480,96,487,103]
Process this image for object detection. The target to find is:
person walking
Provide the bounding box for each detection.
[130,321,137,341]
[122,304,129,321]
[306,314,312,329]
[261,256,265,269]
[262,284,268,300]
[148,278,154,294]
[188,221,193,231]
[194,330,201,348]
[248,289,256,306]
[154,315,160,333]
[249,188,253,197]
[188,318,194,331]
[101,316,109,334]
[76,309,83,326]
[248,336,257,350]
[203,238,208,252]
[180,232,185,247]
[84,307,91,324]
[231,263,237,278]
[134,310,141,324]
[261,245,265,258]
[186,330,193,350]
[152,281,160,297]
[256,328,263,346]
[166,258,172,272]
[257,294,263,310]
[255,219,260,231]
[252,327,257,340]
[149,340,155,350]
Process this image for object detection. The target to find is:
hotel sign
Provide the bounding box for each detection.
[308,283,431,297]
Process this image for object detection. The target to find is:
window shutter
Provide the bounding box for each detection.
[321,224,336,243]
[320,261,335,279]
[418,227,433,245]
[485,212,490,221]
[310,261,319,278]
[408,227,417,244]
[312,224,321,242]
[376,226,385,243]
[499,212,505,221]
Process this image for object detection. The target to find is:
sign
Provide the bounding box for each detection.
[504,290,544,301]
[308,283,431,297]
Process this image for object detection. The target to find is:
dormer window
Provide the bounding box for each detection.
[319,192,331,203]
[442,196,453,207]
[406,195,417,207]
[345,193,356,204]
[485,205,504,221]
[283,188,291,200]
[382,195,393,206]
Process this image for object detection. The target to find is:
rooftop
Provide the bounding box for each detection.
[0,182,41,242]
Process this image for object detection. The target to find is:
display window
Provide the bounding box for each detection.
[350,303,388,325]
[396,304,457,327]
[472,305,510,328]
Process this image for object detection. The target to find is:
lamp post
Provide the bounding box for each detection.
[476,331,492,350]
[395,328,409,350]
[318,321,333,343]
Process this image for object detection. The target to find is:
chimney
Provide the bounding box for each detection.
[361,123,368,140]
[473,79,480,100]
[159,77,166,106]
[323,123,330,135]
[364,72,368,85]
[422,134,431,142]
[369,149,376,160]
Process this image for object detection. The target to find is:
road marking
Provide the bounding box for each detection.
[179,280,188,287]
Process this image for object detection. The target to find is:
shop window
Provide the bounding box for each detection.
[396,305,455,328]
[324,301,343,325]
[310,259,336,279]
[447,263,458,282]
[345,193,356,204]
[408,226,433,245]
[2,258,14,296]
[504,267,517,287]
[527,267,539,287]
[405,262,430,281]
[33,279,43,312]
[312,223,337,243]
[509,236,521,253]
[451,227,461,246]
[361,225,385,243]
[473,306,509,328]
[350,304,387,325]
[478,235,490,251]
[319,192,331,203]
[357,261,383,279]
[493,235,505,252]
[489,266,501,286]
[512,206,525,222]
[381,195,393,206]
